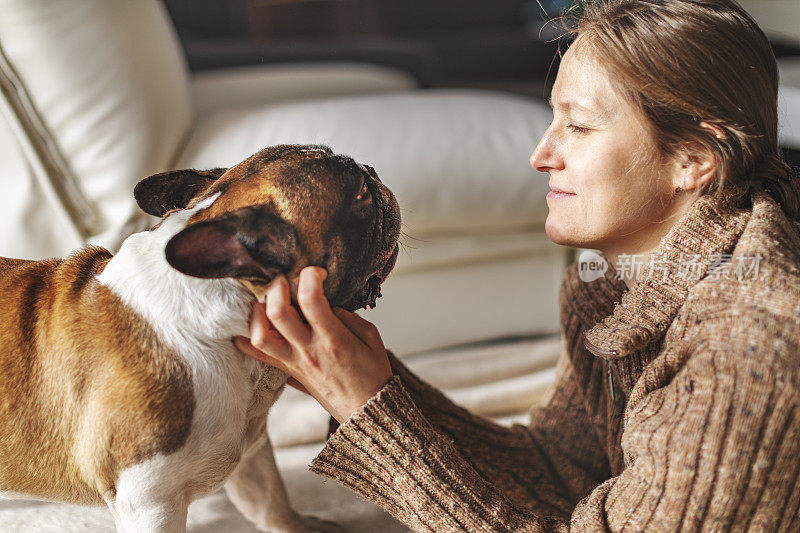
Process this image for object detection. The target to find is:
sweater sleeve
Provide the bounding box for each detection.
[309,340,611,532]
[388,347,610,511]
[310,338,800,531]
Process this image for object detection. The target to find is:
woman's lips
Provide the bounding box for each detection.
[547,190,576,200]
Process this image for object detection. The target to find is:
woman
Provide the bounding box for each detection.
[235,0,800,530]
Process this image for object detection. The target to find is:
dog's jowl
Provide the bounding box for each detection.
[0,145,401,532]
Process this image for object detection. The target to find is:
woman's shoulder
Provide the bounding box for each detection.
[687,193,800,317]
[675,274,799,402]
[680,202,800,378]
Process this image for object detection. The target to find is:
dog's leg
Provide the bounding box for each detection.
[225,433,341,533]
[108,495,188,533]
[106,481,189,533]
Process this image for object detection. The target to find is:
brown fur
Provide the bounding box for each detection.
[0,144,400,523]
[190,152,341,275]
[0,247,193,504]
[183,146,399,306]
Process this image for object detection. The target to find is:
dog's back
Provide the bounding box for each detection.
[0,247,194,505]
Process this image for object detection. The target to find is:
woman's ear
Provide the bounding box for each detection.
[134,168,227,217]
[674,144,717,192]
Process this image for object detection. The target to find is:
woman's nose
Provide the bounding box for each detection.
[530,129,563,173]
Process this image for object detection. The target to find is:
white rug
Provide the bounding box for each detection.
[0,335,561,532]
[0,443,408,533]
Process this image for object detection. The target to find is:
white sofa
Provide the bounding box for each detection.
[0,0,568,357]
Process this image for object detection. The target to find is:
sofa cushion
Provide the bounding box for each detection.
[176,89,552,235]
[0,0,192,250]
[191,62,419,114]
[779,85,800,150]
[359,230,566,354]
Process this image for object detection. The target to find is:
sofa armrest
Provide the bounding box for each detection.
[190,62,419,114]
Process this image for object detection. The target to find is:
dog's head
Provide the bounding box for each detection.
[134,144,401,311]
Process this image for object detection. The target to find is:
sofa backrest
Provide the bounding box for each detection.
[0,0,192,258]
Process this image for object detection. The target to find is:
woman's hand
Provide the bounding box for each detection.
[234,266,392,423]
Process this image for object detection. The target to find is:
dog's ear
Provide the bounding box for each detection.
[134,168,227,217]
[165,206,297,282]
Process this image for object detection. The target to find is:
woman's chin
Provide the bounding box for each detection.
[545,219,579,247]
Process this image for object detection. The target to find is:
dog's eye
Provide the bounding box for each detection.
[355,176,371,202]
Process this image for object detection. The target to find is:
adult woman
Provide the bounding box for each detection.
[235,0,800,530]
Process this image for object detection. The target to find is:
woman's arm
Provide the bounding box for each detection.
[236,268,800,531]
[310,332,800,531]
[381,347,612,516]
[235,267,612,527]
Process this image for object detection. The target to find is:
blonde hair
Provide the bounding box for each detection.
[566,0,800,218]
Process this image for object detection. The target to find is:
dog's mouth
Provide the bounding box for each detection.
[345,244,399,311]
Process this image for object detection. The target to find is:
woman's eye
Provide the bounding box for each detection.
[567,124,591,135]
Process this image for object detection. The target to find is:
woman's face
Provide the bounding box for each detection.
[531,42,680,257]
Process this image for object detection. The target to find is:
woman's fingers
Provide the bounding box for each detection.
[233,267,393,423]
[249,301,276,341]
[333,308,384,351]
[233,336,289,371]
[248,299,293,356]
[296,267,349,338]
[233,337,310,395]
[265,275,311,346]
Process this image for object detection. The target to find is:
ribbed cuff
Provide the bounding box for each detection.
[312,375,509,531]
[309,376,554,532]
[310,375,428,496]
[309,375,437,530]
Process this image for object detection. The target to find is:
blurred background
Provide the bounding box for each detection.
[164,0,568,91]
[163,0,800,91]
[161,0,800,166]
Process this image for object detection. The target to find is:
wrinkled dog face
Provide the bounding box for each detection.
[134,144,401,311]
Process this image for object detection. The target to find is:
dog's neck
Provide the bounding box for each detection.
[96,197,255,357]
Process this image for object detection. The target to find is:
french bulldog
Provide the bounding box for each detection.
[0,144,401,532]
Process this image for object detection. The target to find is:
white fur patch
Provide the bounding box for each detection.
[96,196,286,510]
[194,191,221,211]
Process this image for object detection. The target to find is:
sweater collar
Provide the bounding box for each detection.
[582,191,754,360]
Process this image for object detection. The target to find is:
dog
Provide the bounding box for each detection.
[0,144,401,532]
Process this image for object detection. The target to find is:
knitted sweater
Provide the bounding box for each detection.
[310,190,800,532]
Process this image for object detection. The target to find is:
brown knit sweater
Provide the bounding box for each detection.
[310,189,800,532]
